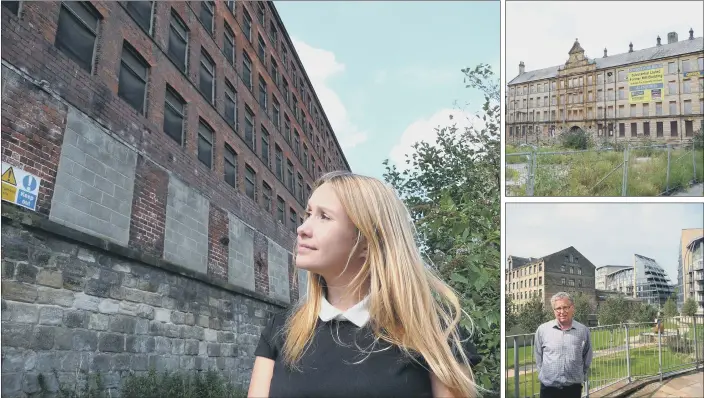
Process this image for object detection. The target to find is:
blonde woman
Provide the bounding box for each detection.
[248,171,482,398]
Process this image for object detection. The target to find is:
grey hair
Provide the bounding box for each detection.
[550,292,574,306]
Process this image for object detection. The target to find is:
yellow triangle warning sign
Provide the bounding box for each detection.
[2,167,17,186]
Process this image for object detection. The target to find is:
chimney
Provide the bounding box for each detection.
[667,32,678,44]
[629,42,633,53]
[657,36,662,46]
[519,61,525,75]
[603,48,608,58]
[689,28,694,40]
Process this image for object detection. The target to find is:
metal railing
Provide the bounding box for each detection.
[505,315,704,398]
[506,142,702,196]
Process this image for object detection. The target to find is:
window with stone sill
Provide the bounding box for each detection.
[224,144,237,188]
[197,120,214,169]
[200,1,214,36]
[55,1,101,74]
[245,165,256,200]
[118,41,149,115]
[243,9,252,41]
[125,1,154,35]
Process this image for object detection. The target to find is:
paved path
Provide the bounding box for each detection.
[625,370,703,397]
[672,183,703,197]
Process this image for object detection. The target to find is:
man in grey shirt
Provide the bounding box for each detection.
[534,292,593,398]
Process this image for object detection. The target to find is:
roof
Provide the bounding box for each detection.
[508,256,537,269]
[508,36,704,85]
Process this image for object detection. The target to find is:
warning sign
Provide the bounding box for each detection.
[1,162,42,211]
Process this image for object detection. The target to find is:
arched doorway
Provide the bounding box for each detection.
[569,125,582,132]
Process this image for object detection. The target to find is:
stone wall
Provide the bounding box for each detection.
[1,210,283,398]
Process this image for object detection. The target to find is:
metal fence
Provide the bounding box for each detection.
[505,315,704,398]
[506,143,703,196]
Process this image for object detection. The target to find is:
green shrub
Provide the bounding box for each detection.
[559,129,592,150]
[693,130,704,150]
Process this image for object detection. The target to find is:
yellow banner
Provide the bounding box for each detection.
[628,64,664,104]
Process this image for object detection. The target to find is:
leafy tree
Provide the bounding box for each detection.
[572,292,593,325]
[633,302,658,323]
[517,295,551,333]
[598,295,631,326]
[505,294,518,332]
[383,64,500,394]
[663,296,678,318]
[682,297,699,317]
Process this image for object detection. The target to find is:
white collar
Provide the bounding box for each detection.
[319,294,371,328]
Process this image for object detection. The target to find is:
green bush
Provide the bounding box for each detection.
[693,130,704,150]
[559,129,592,150]
[665,334,694,354]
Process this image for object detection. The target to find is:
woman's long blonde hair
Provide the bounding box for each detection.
[282,171,480,397]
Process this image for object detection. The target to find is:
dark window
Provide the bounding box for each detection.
[224,144,237,188]
[244,106,255,150]
[273,97,281,128]
[245,165,256,200]
[262,182,272,212]
[284,116,291,142]
[118,42,149,114]
[271,59,280,86]
[671,121,678,136]
[163,86,185,144]
[2,1,20,15]
[277,196,285,223]
[283,78,290,103]
[286,160,294,192]
[292,97,299,121]
[226,0,235,13]
[198,120,214,168]
[259,75,267,110]
[685,120,694,137]
[305,184,311,201]
[200,1,214,35]
[294,131,300,157]
[257,3,264,24]
[282,47,288,69]
[303,145,309,170]
[55,1,100,73]
[225,81,237,128]
[243,9,252,41]
[630,123,637,137]
[275,145,283,181]
[243,51,252,91]
[199,50,215,104]
[296,172,304,203]
[261,127,270,167]
[643,122,650,136]
[269,24,278,47]
[167,10,188,73]
[290,208,297,232]
[257,34,266,62]
[224,24,235,65]
[126,1,154,34]
[619,123,625,137]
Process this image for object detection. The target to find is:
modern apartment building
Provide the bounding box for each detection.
[678,228,704,314]
[507,29,704,144]
[595,264,632,290]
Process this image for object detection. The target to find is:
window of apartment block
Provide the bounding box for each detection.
[290,208,297,232]
[306,184,311,201]
[163,86,185,144]
[286,160,294,192]
[685,120,694,137]
[670,121,678,137]
[283,78,290,104]
[577,268,582,275]
[630,104,636,117]
[619,123,625,137]
[578,280,583,287]
[257,34,266,62]
[560,265,566,272]
[642,121,650,136]
[277,196,285,223]
[618,70,626,81]
[244,106,255,150]
[118,42,149,114]
[684,100,692,115]
[224,24,236,65]
[200,1,214,35]
[608,89,615,100]
[568,279,575,287]
[261,126,270,167]
[55,1,100,73]
[656,121,664,137]
[199,50,215,104]
[2,1,20,14]
[245,165,256,200]
[126,1,154,34]
[167,10,188,73]
[579,77,583,86]
[269,24,278,47]
[243,9,252,41]
[275,145,283,181]
[668,62,677,74]
[284,115,292,142]
[618,105,624,117]
[262,182,272,212]
[272,97,281,128]
[699,57,704,71]
[618,88,625,100]
[668,81,677,95]
[225,81,237,128]
[243,51,253,91]
[271,59,280,86]
[292,97,299,120]
[303,145,309,170]
[631,122,637,137]
[682,59,692,73]
[561,277,566,285]
[258,75,267,110]
[642,103,649,117]
[224,144,237,188]
[282,46,289,69]
[587,109,593,119]
[226,0,235,14]
[684,80,691,94]
[198,120,214,168]
[296,173,304,203]
[669,101,677,115]
[294,131,301,157]
[656,102,663,115]
[257,2,265,24]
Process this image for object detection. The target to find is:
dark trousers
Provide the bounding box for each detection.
[540,383,582,398]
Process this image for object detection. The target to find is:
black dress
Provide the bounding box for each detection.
[254,311,481,398]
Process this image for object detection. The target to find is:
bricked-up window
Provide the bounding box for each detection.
[224,80,237,128]
[286,160,294,192]
[290,208,297,232]
[198,120,214,168]
[262,182,272,212]
[224,144,238,188]
[200,1,214,35]
[284,115,292,142]
[257,34,266,62]
[168,10,188,73]
[243,9,252,41]
[275,145,283,181]
[631,123,637,137]
[199,50,215,104]
[643,122,650,136]
[243,51,253,91]
[657,122,664,137]
[294,131,301,157]
[258,75,267,110]
[272,97,281,128]
[684,100,692,115]
[224,24,235,65]
[245,165,256,200]
[163,86,185,144]
[125,1,154,34]
[671,121,678,137]
[619,123,625,137]
[2,1,20,15]
[55,1,101,73]
[277,196,285,223]
[669,101,677,115]
[685,120,694,137]
[118,42,149,114]
[303,145,309,170]
[296,173,304,203]
[244,106,255,150]
[261,126,270,167]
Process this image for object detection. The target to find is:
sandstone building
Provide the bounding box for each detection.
[678,228,704,314]
[1,1,348,395]
[507,29,704,144]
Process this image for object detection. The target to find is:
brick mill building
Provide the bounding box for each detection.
[506,29,704,144]
[1,1,349,394]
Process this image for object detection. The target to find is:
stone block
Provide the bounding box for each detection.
[64,310,89,328]
[99,299,120,314]
[38,306,64,325]
[1,281,38,303]
[1,324,32,348]
[89,313,110,331]
[113,353,131,370]
[92,354,112,372]
[131,354,149,371]
[109,314,137,334]
[73,292,101,311]
[2,373,22,395]
[0,348,37,372]
[154,308,171,323]
[36,269,63,288]
[29,326,55,350]
[185,339,200,356]
[15,263,38,284]
[37,287,75,307]
[7,301,39,323]
[204,328,218,342]
[154,336,172,354]
[98,332,125,352]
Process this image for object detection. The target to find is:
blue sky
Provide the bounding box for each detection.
[275,1,501,179]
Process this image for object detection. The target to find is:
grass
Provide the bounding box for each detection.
[506,167,520,180]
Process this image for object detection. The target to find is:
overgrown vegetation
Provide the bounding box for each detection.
[559,128,592,150]
[383,63,500,395]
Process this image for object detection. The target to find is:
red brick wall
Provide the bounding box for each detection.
[128,155,168,258]
[208,205,229,280]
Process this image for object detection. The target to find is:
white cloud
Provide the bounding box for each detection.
[399,66,461,86]
[506,1,704,79]
[389,108,484,170]
[290,38,368,149]
[374,70,388,84]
